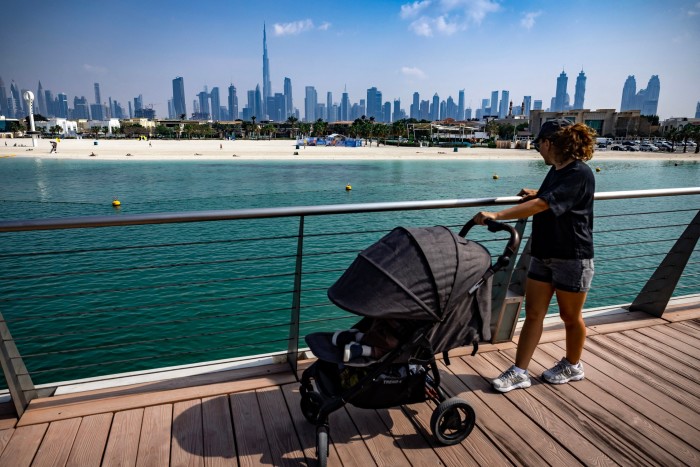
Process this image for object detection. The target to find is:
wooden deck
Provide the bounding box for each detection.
[1,303,699,466]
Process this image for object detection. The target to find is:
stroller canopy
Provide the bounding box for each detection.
[328,226,491,325]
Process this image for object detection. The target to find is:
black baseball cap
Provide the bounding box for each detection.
[534,119,572,143]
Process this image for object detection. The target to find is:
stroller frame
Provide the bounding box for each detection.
[300,219,520,466]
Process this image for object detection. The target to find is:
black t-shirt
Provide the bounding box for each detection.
[532,159,595,259]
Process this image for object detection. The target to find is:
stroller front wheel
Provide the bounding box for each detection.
[300,391,324,424]
[316,425,329,467]
[430,397,476,445]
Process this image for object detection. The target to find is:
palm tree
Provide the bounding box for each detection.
[313,119,328,138]
[262,123,276,140]
[286,115,299,138]
[298,122,311,137]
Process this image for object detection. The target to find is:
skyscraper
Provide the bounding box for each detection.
[411,92,419,119]
[340,87,350,121]
[304,86,317,122]
[489,91,499,116]
[573,70,586,110]
[57,93,68,118]
[0,76,6,117]
[94,83,102,108]
[554,70,568,112]
[73,96,90,120]
[228,84,238,120]
[210,87,221,120]
[283,77,293,119]
[366,87,381,119]
[262,24,271,118]
[326,91,333,122]
[696,102,700,119]
[640,75,660,115]
[458,89,465,121]
[523,96,532,116]
[431,93,439,121]
[36,81,47,116]
[498,90,509,118]
[620,75,636,111]
[254,85,262,119]
[172,77,187,119]
[197,88,210,120]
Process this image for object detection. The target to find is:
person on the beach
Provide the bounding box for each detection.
[49,141,57,154]
[473,119,596,393]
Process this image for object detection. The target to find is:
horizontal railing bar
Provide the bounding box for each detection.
[594,265,657,276]
[596,238,675,248]
[594,224,686,234]
[2,188,697,233]
[596,207,698,219]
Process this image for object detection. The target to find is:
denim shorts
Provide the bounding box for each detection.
[527,257,594,293]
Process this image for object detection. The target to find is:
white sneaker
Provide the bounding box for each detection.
[542,358,585,384]
[492,365,531,393]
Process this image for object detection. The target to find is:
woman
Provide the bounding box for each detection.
[473,119,596,393]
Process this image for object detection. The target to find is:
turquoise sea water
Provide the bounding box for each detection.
[0,157,698,385]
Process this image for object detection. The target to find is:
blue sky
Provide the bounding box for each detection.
[2,0,699,119]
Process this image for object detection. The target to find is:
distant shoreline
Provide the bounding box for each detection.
[1,138,697,162]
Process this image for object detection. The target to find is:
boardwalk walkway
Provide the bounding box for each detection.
[1,303,699,466]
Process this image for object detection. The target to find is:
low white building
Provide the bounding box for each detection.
[34,118,79,137]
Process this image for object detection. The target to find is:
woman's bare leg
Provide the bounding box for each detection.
[515,278,555,370]
[555,289,588,364]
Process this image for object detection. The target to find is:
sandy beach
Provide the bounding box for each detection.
[1,138,697,161]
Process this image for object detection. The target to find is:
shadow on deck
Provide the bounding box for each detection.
[1,302,699,466]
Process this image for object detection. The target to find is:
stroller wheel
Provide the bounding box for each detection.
[316,425,329,467]
[300,391,324,424]
[430,397,476,445]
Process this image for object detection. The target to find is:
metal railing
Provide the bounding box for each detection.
[0,187,698,416]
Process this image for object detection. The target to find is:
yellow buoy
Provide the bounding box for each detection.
[596,167,601,172]
[112,199,121,207]
[492,174,499,180]
[345,184,352,191]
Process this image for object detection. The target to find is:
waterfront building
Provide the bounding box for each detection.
[530,108,642,138]
[340,87,350,121]
[458,90,465,121]
[228,84,238,120]
[498,90,509,118]
[573,70,586,110]
[283,78,293,119]
[553,70,568,112]
[304,86,317,122]
[210,87,221,121]
[262,24,271,119]
[172,77,187,119]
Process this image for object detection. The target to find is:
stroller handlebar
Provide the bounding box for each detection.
[459,219,521,269]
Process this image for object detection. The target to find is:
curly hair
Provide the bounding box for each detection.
[548,123,596,162]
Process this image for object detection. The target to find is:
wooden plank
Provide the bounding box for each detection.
[631,327,700,369]
[589,335,700,407]
[325,407,376,467]
[667,321,700,340]
[537,342,700,466]
[20,373,296,427]
[256,386,306,466]
[201,395,236,467]
[374,406,447,466]
[651,323,700,350]
[344,404,411,466]
[0,428,14,456]
[437,358,550,466]
[31,417,81,467]
[102,408,143,467]
[661,306,700,321]
[542,340,700,449]
[480,351,617,466]
[279,383,342,467]
[66,412,113,467]
[588,314,667,335]
[171,399,204,467]
[607,331,700,380]
[230,390,271,466]
[136,404,172,467]
[0,423,47,467]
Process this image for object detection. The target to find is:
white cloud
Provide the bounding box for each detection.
[401,66,427,79]
[401,0,501,36]
[318,21,331,30]
[273,20,314,36]
[521,11,541,30]
[401,1,432,19]
[83,64,107,74]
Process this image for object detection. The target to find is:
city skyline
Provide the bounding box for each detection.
[2,1,699,120]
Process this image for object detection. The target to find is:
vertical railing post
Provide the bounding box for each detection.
[629,210,700,316]
[0,312,37,417]
[288,216,304,375]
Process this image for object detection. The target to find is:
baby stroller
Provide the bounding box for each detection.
[300,219,520,466]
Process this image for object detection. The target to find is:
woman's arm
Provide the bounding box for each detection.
[473,198,549,225]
